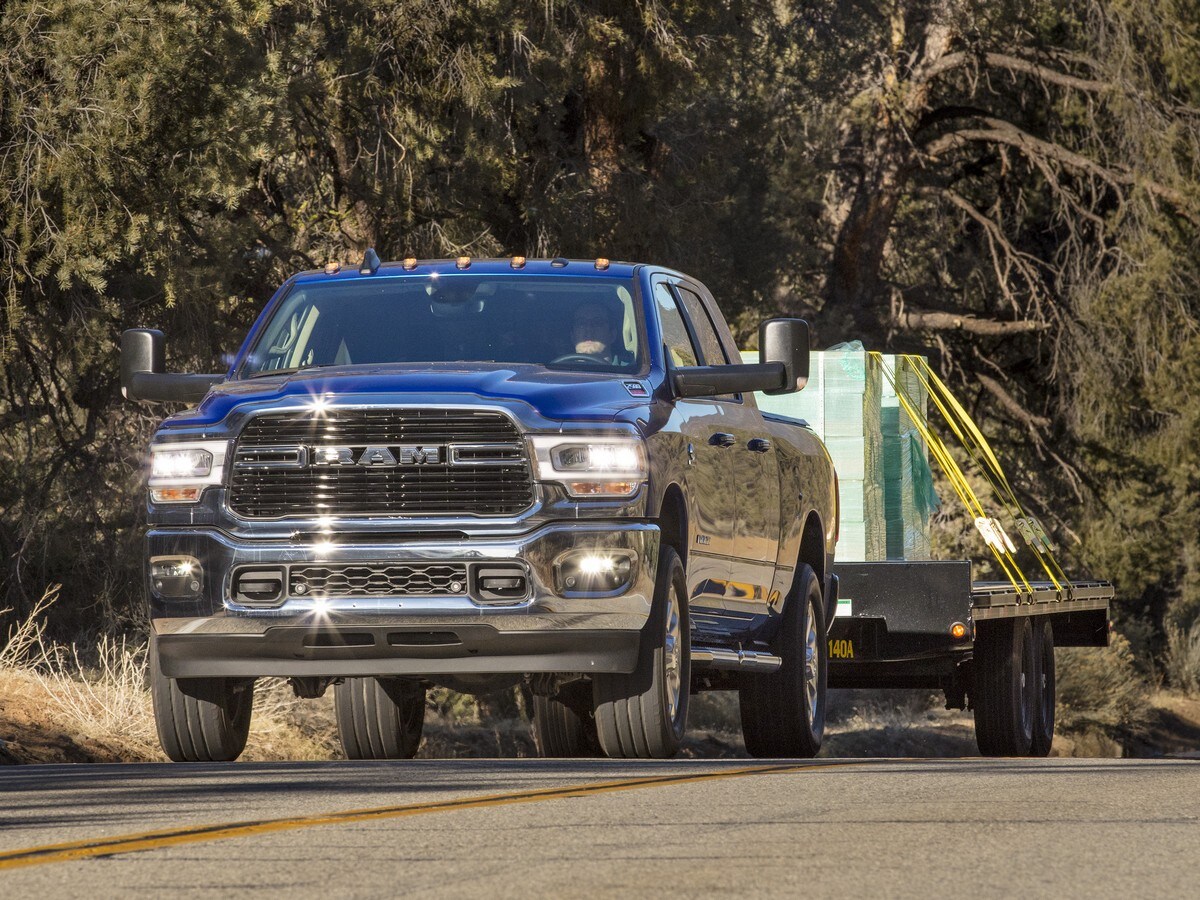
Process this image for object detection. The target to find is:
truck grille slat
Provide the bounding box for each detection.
[230,409,534,518]
[291,563,468,598]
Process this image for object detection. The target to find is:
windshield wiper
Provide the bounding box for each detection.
[246,364,335,379]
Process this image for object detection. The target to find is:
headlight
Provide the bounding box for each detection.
[151,448,214,479]
[148,440,230,503]
[530,435,647,498]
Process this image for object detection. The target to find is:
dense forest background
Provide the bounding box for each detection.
[1,0,1198,682]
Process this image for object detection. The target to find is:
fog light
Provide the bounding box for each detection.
[150,556,203,598]
[555,551,635,595]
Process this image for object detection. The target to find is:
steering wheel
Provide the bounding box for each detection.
[550,353,610,366]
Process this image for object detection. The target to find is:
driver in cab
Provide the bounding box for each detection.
[568,302,632,366]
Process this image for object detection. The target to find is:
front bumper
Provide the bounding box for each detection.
[147,522,658,678]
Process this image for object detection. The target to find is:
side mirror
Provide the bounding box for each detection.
[120,328,224,403]
[758,318,810,395]
[670,317,811,399]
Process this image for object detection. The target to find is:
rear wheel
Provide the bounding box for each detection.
[972,618,1035,756]
[532,686,601,757]
[739,564,827,758]
[1030,619,1056,757]
[593,546,690,759]
[151,638,254,763]
[335,677,426,760]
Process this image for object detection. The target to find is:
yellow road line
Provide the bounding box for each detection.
[0,761,859,871]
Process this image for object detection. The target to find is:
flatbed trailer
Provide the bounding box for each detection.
[828,560,1114,756]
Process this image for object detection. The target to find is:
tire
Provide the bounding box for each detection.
[593,545,690,759]
[972,618,1036,756]
[1030,618,1056,757]
[150,637,254,763]
[532,689,601,758]
[335,677,426,760]
[739,563,827,758]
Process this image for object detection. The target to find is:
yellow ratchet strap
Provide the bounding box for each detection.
[903,357,1071,596]
[872,352,1075,598]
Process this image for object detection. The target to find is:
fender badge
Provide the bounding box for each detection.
[623,380,649,398]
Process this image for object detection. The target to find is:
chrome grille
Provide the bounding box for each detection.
[290,563,468,598]
[229,408,533,518]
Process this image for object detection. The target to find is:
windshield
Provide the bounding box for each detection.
[241,274,642,376]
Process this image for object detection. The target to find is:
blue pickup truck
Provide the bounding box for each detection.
[122,255,839,762]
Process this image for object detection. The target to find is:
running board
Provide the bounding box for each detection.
[691,647,781,673]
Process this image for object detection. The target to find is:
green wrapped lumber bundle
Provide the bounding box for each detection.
[881,355,937,560]
[742,348,936,561]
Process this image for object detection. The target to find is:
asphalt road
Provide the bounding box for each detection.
[1,757,1197,897]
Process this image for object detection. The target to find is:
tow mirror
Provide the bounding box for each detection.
[671,317,810,399]
[758,318,810,395]
[120,329,224,403]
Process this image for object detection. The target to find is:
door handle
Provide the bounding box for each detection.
[709,432,737,448]
[748,438,772,453]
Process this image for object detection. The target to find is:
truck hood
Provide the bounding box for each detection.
[165,364,653,428]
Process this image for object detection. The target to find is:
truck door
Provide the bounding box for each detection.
[673,284,781,625]
[652,281,736,639]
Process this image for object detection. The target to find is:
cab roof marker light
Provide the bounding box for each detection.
[360,247,381,275]
[595,258,610,270]
[324,261,340,274]
[456,256,471,269]
[551,257,569,267]
[402,257,418,270]
[510,256,526,269]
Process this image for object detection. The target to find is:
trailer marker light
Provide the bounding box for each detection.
[950,622,968,640]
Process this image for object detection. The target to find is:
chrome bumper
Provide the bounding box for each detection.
[147,522,658,678]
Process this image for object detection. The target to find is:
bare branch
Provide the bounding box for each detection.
[977,373,1051,429]
[920,51,1112,94]
[924,116,1196,219]
[917,185,1049,313]
[893,306,1050,336]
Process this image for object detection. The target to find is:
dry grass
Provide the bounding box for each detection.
[0,586,339,763]
[1163,623,1200,695]
[1056,635,1151,743]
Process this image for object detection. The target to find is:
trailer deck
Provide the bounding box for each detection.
[827,561,1112,686]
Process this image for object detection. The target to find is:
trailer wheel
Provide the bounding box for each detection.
[593,545,690,759]
[1030,619,1056,757]
[532,690,601,757]
[335,677,426,759]
[739,564,827,758]
[972,618,1035,756]
[151,638,254,762]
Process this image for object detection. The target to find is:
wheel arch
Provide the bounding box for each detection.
[795,511,832,626]
[656,482,688,569]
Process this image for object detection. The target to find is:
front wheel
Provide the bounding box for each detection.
[335,677,426,760]
[739,563,827,758]
[532,685,601,758]
[593,546,690,759]
[150,638,254,762]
